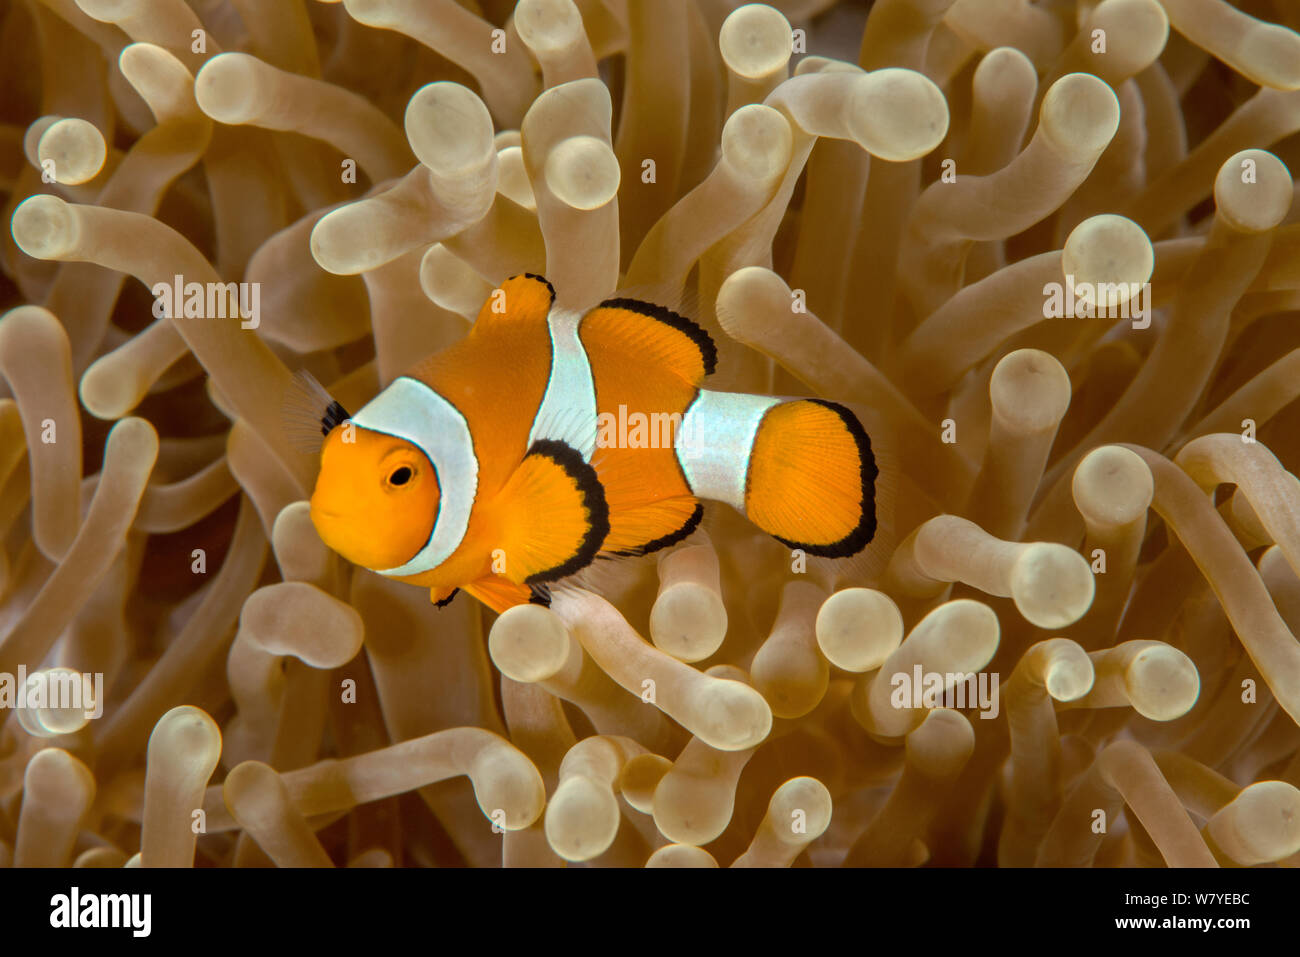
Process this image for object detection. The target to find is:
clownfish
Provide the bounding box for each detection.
[296,274,880,613]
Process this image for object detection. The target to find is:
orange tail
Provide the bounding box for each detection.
[745,399,878,556]
[675,392,878,557]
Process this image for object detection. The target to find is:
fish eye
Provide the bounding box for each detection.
[386,465,414,488]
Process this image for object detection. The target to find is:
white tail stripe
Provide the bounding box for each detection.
[352,376,478,576]
[675,390,780,510]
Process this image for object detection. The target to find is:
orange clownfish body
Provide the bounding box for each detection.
[307,274,879,613]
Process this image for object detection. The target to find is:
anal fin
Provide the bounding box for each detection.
[602,499,703,557]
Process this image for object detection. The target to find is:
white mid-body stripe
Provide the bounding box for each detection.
[351,376,478,576]
[527,307,598,460]
[675,390,780,510]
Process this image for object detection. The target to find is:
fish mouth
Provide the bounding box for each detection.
[308,492,346,522]
[308,503,350,543]
[308,505,352,560]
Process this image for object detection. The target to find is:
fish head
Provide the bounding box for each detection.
[309,423,439,571]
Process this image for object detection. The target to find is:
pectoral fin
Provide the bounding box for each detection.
[490,439,609,584]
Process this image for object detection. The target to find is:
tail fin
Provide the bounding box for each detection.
[745,399,877,557]
[675,392,891,569]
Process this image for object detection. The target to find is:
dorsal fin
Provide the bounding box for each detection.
[579,297,717,385]
[472,273,555,330]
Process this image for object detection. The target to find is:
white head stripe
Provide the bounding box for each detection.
[527,308,598,460]
[675,390,780,510]
[351,376,478,576]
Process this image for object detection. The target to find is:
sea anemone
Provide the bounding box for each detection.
[2,0,1300,869]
